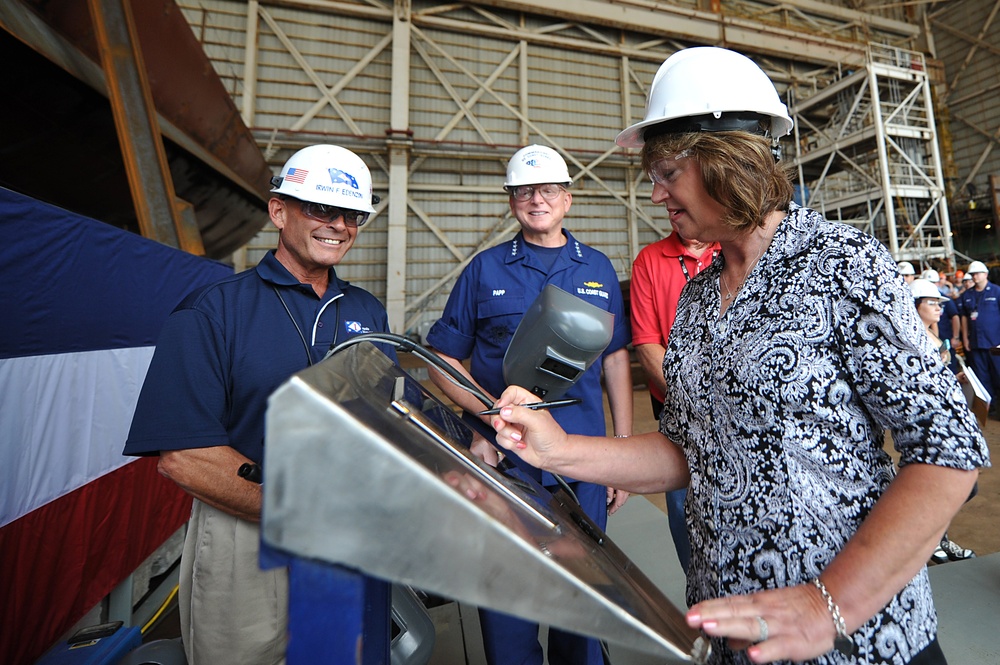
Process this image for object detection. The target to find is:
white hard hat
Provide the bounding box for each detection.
[897,261,916,275]
[967,261,989,274]
[920,269,940,282]
[616,47,794,149]
[910,279,946,301]
[270,145,377,214]
[504,145,572,188]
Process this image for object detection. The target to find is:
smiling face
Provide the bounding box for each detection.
[270,196,358,283]
[508,184,572,246]
[648,156,730,243]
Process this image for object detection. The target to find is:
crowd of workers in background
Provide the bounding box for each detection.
[898,260,1000,395]
[898,260,1000,301]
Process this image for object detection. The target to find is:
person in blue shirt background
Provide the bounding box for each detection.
[425,144,633,665]
[960,260,1000,419]
[125,145,393,665]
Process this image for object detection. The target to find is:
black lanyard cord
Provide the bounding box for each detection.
[272,286,314,367]
[678,249,719,283]
[273,286,343,366]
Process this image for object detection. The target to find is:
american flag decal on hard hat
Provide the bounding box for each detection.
[285,167,308,183]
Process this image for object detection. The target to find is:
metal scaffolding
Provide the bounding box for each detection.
[790,44,959,270]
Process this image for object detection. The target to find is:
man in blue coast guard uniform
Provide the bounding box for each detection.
[425,144,633,665]
[961,260,1000,417]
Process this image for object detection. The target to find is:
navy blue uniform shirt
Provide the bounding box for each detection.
[125,251,395,466]
[960,281,1000,350]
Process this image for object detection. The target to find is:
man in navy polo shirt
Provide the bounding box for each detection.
[425,144,633,665]
[125,145,393,665]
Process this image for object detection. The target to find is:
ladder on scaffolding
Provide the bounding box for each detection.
[790,44,960,270]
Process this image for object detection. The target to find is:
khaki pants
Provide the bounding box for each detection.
[179,500,288,665]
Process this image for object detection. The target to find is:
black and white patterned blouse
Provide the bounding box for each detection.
[661,204,990,664]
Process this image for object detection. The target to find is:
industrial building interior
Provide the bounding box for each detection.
[1,0,998,663]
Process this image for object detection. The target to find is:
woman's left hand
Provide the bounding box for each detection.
[686,582,841,663]
[469,433,500,467]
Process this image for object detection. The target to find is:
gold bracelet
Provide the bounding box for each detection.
[811,578,855,656]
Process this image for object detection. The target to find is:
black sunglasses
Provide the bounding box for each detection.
[289,198,370,227]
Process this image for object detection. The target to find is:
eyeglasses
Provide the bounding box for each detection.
[507,184,566,202]
[918,300,943,308]
[648,153,691,187]
[294,199,370,227]
[648,165,675,188]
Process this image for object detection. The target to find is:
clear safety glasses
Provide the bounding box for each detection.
[648,151,692,188]
[508,184,566,202]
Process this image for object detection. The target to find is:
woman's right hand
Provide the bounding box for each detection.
[489,385,569,469]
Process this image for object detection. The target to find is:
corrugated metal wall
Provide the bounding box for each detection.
[179,0,670,337]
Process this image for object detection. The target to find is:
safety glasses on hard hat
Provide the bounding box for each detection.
[507,184,566,202]
[295,199,370,227]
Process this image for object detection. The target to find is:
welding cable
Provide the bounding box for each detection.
[325,333,583,507]
[141,584,179,634]
[326,332,493,408]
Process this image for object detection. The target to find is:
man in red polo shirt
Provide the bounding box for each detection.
[630,229,718,572]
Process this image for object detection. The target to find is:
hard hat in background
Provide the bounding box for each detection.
[504,145,573,188]
[616,47,794,149]
[967,261,989,274]
[910,279,947,301]
[897,261,916,276]
[963,274,974,283]
[270,145,378,215]
[920,269,940,282]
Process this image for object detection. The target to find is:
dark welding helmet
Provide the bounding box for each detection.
[502,284,614,401]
